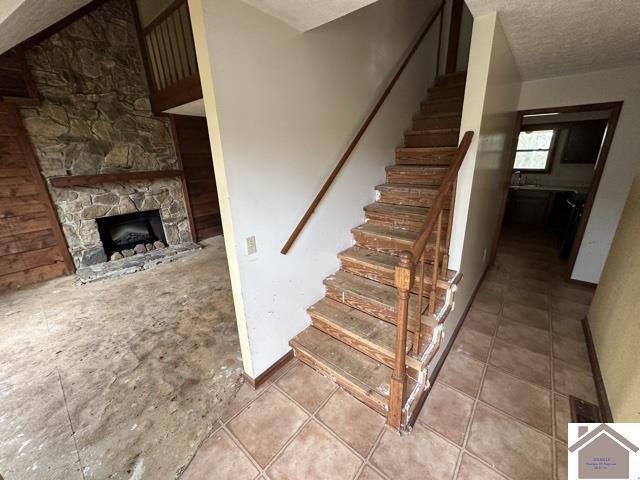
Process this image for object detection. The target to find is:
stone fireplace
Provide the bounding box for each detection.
[16,0,195,269]
[52,178,192,267]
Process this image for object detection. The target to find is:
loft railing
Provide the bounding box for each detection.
[136,0,202,112]
[387,130,473,429]
[280,1,446,254]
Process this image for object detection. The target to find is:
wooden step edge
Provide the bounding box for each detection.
[337,247,454,291]
[308,305,422,375]
[350,225,448,252]
[375,183,442,191]
[421,96,464,105]
[384,164,449,172]
[290,332,389,416]
[405,128,460,136]
[395,146,457,154]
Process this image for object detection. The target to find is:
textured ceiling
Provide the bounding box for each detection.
[239,0,379,31]
[0,0,91,54]
[466,0,640,79]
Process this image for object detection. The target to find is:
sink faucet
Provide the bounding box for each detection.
[512,171,527,186]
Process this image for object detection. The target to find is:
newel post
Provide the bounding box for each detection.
[388,251,414,430]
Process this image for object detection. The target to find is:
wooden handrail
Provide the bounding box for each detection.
[280,2,445,255]
[408,130,473,263]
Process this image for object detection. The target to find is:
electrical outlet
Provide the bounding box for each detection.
[246,236,257,255]
[482,247,487,263]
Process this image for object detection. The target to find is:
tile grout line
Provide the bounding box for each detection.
[451,282,504,480]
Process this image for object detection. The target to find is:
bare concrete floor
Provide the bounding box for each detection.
[0,236,243,480]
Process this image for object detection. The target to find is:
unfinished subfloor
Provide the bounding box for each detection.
[0,236,243,480]
[180,228,596,480]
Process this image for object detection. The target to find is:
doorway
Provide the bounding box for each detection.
[492,102,622,282]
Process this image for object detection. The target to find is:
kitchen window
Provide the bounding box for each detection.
[513,129,557,172]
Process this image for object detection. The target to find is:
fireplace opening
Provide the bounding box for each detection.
[96,210,167,258]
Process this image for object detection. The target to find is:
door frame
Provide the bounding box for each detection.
[489,101,623,282]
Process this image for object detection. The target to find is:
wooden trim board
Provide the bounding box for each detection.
[49,170,183,188]
[582,316,613,423]
[243,350,294,389]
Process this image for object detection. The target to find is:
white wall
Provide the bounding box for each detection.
[190,0,446,377]
[518,65,640,283]
[438,12,521,366]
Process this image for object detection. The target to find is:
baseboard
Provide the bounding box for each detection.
[407,263,490,429]
[582,316,613,422]
[243,349,294,389]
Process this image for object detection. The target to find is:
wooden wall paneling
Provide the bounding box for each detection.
[169,114,222,241]
[0,103,73,289]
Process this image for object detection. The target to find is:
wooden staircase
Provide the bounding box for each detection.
[290,71,469,431]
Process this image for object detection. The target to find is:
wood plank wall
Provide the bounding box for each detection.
[170,114,222,241]
[0,103,73,289]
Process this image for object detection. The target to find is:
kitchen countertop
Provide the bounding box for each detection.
[509,184,589,194]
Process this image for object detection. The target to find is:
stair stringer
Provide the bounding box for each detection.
[401,271,462,430]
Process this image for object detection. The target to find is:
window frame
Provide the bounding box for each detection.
[512,126,560,174]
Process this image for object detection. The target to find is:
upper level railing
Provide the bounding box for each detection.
[280,1,446,254]
[136,0,202,112]
[387,130,473,430]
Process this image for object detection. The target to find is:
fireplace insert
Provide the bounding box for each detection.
[96,210,166,257]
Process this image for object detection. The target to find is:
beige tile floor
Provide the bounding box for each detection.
[182,229,597,479]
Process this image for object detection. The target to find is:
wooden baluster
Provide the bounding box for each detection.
[442,180,457,272]
[388,252,414,430]
[412,252,426,356]
[429,211,444,315]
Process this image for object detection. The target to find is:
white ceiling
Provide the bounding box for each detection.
[466,0,640,80]
[0,0,91,54]
[240,0,379,32]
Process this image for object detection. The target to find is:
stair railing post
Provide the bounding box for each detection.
[388,251,414,430]
[412,252,426,356]
[442,180,457,273]
[429,211,444,315]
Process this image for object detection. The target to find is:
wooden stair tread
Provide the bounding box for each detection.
[365,202,432,218]
[421,96,464,106]
[324,270,441,329]
[396,147,457,154]
[375,183,441,193]
[385,165,448,173]
[405,128,460,136]
[338,246,456,287]
[290,327,392,415]
[308,298,422,372]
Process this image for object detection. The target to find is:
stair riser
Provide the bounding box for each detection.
[428,85,465,99]
[339,256,446,297]
[404,131,459,148]
[351,230,441,259]
[386,168,446,185]
[419,98,463,116]
[364,211,449,232]
[376,188,448,207]
[435,75,466,88]
[413,115,461,130]
[291,347,388,416]
[325,284,401,327]
[395,150,455,166]
[310,313,422,379]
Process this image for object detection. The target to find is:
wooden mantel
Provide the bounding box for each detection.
[48,169,183,188]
